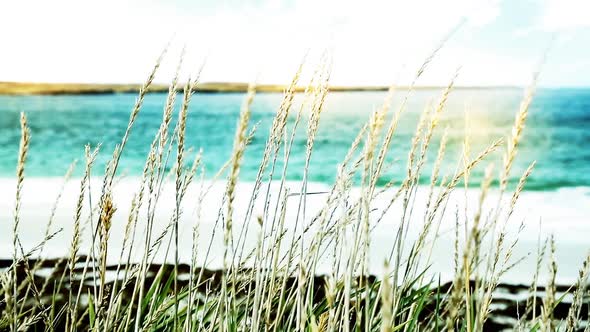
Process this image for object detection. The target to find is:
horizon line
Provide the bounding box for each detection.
[0,81,587,96]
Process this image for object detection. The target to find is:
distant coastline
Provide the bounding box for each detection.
[0,81,522,95]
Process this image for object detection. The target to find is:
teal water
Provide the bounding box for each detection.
[0,89,588,190]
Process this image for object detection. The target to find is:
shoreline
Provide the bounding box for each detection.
[0,81,523,95]
[0,176,586,193]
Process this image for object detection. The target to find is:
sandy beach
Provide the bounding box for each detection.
[1,177,588,285]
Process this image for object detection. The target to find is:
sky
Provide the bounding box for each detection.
[0,0,589,87]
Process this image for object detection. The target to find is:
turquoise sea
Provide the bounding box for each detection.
[0,88,588,190]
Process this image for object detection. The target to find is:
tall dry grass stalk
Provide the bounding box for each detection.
[9,112,30,332]
[541,236,557,332]
[5,46,588,332]
[220,83,256,330]
[68,145,100,329]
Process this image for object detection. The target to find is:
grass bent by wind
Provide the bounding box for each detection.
[2,48,589,332]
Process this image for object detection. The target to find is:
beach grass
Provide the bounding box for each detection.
[2,49,589,332]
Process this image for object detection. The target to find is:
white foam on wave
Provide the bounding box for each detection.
[0,177,588,284]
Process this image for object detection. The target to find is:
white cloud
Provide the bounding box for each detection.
[540,0,590,30]
[0,0,518,86]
